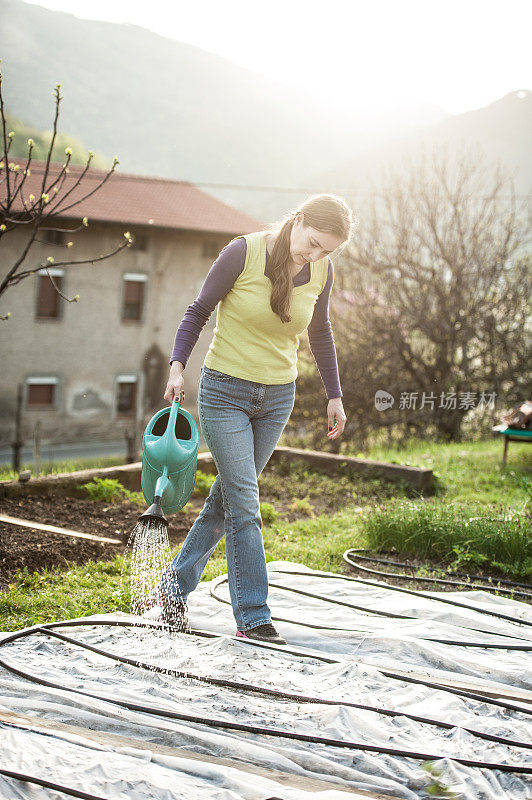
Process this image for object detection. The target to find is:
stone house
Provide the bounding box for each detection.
[0,160,261,447]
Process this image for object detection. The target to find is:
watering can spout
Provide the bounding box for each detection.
[138,494,168,526]
[154,465,171,500]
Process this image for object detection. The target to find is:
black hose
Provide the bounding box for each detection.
[343,550,532,601]
[0,768,111,800]
[0,618,340,663]
[270,565,532,631]
[2,620,532,716]
[346,550,532,593]
[0,645,529,775]
[18,625,531,753]
[210,575,532,647]
[266,573,532,630]
[2,621,531,771]
[210,577,532,713]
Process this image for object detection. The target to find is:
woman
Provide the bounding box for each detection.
[160,194,352,644]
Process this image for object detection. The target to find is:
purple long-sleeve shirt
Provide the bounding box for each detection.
[170,237,342,399]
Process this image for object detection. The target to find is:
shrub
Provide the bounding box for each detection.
[193,470,215,497]
[260,502,279,524]
[79,477,143,506]
[289,497,315,516]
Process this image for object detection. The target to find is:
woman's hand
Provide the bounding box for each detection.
[327,397,346,440]
[164,361,186,403]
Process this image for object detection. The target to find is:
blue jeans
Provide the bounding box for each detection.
[162,365,295,630]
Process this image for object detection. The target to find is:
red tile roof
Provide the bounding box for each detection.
[3,159,263,234]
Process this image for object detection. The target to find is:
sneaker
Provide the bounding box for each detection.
[236,623,286,645]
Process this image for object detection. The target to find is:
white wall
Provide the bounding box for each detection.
[0,222,231,444]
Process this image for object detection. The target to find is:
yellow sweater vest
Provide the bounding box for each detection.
[204,231,329,384]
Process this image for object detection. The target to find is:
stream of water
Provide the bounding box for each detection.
[121,519,178,619]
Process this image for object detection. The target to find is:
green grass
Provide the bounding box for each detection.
[0,508,365,631]
[193,470,215,497]
[0,455,132,482]
[0,556,130,631]
[0,446,212,482]
[288,497,315,516]
[364,498,531,579]
[78,471,216,506]
[1,436,530,631]
[79,477,145,506]
[355,436,531,506]
[259,502,280,524]
[199,507,365,583]
[259,456,418,503]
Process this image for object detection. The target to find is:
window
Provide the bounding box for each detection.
[202,240,221,259]
[122,273,147,321]
[36,268,65,319]
[26,377,59,408]
[116,375,137,414]
[43,228,65,246]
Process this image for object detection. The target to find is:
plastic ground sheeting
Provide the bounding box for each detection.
[0,560,531,799]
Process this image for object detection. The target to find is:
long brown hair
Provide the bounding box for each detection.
[267,194,353,323]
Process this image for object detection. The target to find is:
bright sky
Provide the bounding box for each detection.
[23,0,532,115]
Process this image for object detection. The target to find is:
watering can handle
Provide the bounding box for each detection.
[167,397,181,433]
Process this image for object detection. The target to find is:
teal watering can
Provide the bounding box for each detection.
[139,398,199,526]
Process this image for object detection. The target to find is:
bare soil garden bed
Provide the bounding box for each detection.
[0,464,361,587]
[0,495,174,587]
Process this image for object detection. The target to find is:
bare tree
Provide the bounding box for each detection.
[0,64,133,318]
[291,141,531,447]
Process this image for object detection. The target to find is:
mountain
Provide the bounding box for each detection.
[308,90,532,209]
[0,0,528,221]
[0,0,452,218]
